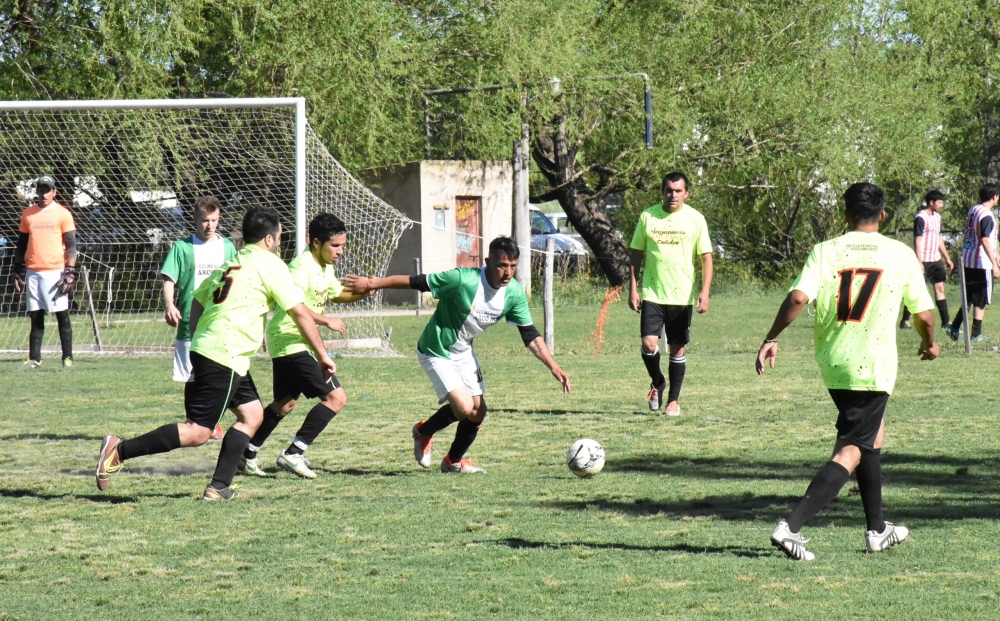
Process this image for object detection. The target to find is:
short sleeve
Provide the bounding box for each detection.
[19,211,28,234]
[265,257,305,311]
[427,269,465,299]
[327,275,345,300]
[789,245,822,302]
[503,283,534,326]
[979,215,994,240]
[695,215,713,255]
[60,208,76,233]
[223,239,238,261]
[629,212,648,251]
[161,241,183,283]
[912,216,926,238]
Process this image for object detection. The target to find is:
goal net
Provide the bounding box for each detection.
[0,98,412,358]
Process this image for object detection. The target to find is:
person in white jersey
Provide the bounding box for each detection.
[945,183,1000,342]
[161,196,237,439]
[343,236,571,474]
[899,189,953,329]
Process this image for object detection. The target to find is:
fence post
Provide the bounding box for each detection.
[413,258,422,318]
[544,237,555,354]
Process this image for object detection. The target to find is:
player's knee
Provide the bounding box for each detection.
[271,399,296,417]
[324,388,347,412]
[640,338,658,354]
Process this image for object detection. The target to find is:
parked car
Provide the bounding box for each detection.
[530,207,588,257]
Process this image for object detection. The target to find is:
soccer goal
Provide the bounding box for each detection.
[0,98,412,357]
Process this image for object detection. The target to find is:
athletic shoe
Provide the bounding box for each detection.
[412,421,433,468]
[95,435,123,491]
[210,423,224,441]
[945,325,960,341]
[647,381,666,411]
[440,455,486,474]
[238,456,269,477]
[202,485,241,501]
[971,334,989,343]
[664,401,681,417]
[770,520,815,561]
[62,357,73,368]
[898,320,911,330]
[277,450,316,479]
[20,359,42,370]
[866,521,909,552]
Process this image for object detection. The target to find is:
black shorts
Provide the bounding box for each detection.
[272,350,341,401]
[963,267,992,308]
[640,301,693,345]
[923,260,947,285]
[829,389,889,451]
[185,351,261,429]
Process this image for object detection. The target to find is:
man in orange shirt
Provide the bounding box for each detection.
[12,175,78,369]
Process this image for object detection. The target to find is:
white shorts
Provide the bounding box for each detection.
[26,269,69,313]
[173,339,194,382]
[417,348,484,404]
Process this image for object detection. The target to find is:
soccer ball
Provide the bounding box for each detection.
[566,438,605,478]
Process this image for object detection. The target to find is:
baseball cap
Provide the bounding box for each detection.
[36,175,56,189]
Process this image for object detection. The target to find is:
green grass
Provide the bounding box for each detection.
[2,291,1000,619]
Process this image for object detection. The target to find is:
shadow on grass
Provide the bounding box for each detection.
[0,433,104,441]
[319,467,412,477]
[501,408,593,417]
[0,488,191,503]
[483,537,769,559]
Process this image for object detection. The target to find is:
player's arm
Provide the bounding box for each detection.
[342,274,427,294]
[697,252,713,314]
[309,308,346,336]
[286,303,337,379]
[938,236,953,270]
[62,230,77,268]
[11,232,28,291]
[910,309,939,361]
[189,298,204,335]
[518,325,571,393]
[980,233,1000,279]
[331,289,371,304]
[755,289,810,375]
[55,231,79,294]
[628,249,645,313]
[161,276,181,327]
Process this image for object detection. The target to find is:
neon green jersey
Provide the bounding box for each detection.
[191,245,304,375]
[630,203,713,305]
[266,250,344,359]
[791,231,934,394]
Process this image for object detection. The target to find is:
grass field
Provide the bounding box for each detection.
[2,288,1000,620]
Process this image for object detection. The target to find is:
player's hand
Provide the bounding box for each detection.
[628,289,641,313]
[318,354,337,381]
[164,304,181,327]
[993,264,1000,280]
[324,317,347,336]
[11,263,25,292]
[945,258,954,272]
[756,341,778,375]
[919,340,939,361]
[56,267,77,295]
[696,292,710,314]
[551,366,571,393]
[342,275,371,294]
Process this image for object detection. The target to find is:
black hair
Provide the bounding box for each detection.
[195,195,222,215]
[242,207,281,244]
[843,182,885,225]
[979,183,1000,203]
[661,171,690,192]
[924,189,945,204]
[488,235,520,261]
[309,212,347,247]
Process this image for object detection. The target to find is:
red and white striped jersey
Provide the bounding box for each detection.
[961,203,998,269]
[913,210,942,262]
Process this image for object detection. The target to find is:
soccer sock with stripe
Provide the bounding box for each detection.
[210,427,251,490]
[28,310,44,362]
[447,418,481,463]
[936,299,950,326]
[55,309,72,360]
[117,424,182,461]
[245,404,283,459]
[418,405,459,437]
[855,448,885,533]
[640,348,665,387]
[786,461,851,533]
[667,355,686,404]
[286,403,338,456]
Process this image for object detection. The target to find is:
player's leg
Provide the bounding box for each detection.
[173,339,222,439]
[898,305,911,329]
[205,374,266,499]
[663,305,693,417]
[970,272,989,340]
[55,310,72,365]
[929,262,950,327]
[411,351,468,467]
[440,351,487,474]
[639,301,667,411]
[243,355,300,473]
[23,270,47,367]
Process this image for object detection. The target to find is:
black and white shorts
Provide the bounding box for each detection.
[184,351,261,429]
[272,350,340,401]
[639,301,693,346]
[922,260,947,285]
[829,389,889,451]
[963,267,991,308]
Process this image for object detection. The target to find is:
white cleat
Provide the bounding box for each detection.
[866,521,909,552]
[440,455,486,474]
[771,520,815,561]
[276,451,317,479]
[412,422,433,468]
[647,381,666,411]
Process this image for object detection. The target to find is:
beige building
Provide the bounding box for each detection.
[363,160,513,304]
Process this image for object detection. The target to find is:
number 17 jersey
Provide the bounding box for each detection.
[790,231,934,394]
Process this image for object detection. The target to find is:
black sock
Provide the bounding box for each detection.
[117,424,182,461]
[667,355,686,404]
[936,299,950,326]
[900,307,911,322]
[418,405,458,437]
[55,309,73,360]
[286,403,338,455]
[973,319,983,337]
[951,307,965,330]
[641,348,665,387]
[786,461,851,532]
[210,427,251,490]
[447,418,481,463]
[246,405,283,459]
[855,449,885,533]
[29,310,44,362]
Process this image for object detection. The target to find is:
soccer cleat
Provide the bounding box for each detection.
[647,381,666,411]
[95,435,123,491]
[412,421,433,468]
[202,485,241,501]
[945,325,960,341]
[770,520,815,561]
[62,357,73,368]
[210,423,224,440]
[898,320,911,330]
[970,334,989,343]
[20,359,42,370]
[238,456,269,477]
[866,521,909,552]
[440,455,486,474]
[277,450,316,479]
[664,401,681,417]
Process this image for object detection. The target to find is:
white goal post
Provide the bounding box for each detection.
[0,97,412,357]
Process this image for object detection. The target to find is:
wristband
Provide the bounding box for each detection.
[763,338,778,344]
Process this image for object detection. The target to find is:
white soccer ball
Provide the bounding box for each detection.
[566,438,605,478]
